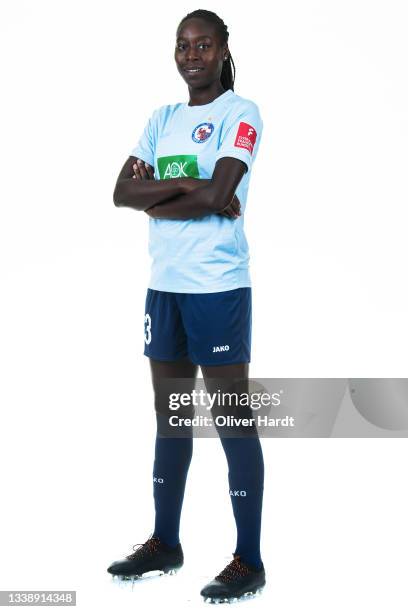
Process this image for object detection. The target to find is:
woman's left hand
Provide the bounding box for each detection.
[217,194,241,219]
[132,159,155,180]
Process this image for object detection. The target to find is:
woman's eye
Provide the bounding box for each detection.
[176,43,209,51]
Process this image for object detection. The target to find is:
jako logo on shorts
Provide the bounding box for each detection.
[230,490,247,497]
[213,345,230,352]
[191,122,215,143]
[157,155,200,179]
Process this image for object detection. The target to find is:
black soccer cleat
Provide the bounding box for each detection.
[107,535,183,581]
[200,554,266,604]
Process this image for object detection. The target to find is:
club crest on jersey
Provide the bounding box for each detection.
[192,122,215,143]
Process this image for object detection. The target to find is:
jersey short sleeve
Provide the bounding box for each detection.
[129,107,160,167]
[214,101,263,173]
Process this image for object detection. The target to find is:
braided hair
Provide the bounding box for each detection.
[177,9,236,92]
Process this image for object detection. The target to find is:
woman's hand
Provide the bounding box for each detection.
[132,158,155,180]
[217,194,241,219]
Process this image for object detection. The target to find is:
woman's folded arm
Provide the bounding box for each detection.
[145,157,247,220]
[113,156,188,211]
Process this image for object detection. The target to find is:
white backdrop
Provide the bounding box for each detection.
[0,1,407,610]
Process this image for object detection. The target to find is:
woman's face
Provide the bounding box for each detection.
[175,18,227,87]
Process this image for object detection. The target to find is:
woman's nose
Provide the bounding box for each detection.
[185,47,200,62]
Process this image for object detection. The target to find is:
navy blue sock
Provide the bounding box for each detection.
[152,413,193,548]
[219,435,264,569]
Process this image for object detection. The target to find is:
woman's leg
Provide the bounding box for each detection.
[201,361,264,570]
[149,356,198,547]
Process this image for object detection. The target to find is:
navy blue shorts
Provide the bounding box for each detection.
[143,287,252,366]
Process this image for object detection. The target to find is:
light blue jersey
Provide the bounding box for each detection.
[130,88,263,293]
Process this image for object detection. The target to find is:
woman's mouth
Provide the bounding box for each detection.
[184,67,204,74]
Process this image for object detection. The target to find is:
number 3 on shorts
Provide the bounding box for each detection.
[144,313,152,345]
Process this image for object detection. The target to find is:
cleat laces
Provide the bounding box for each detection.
[126,535,161,561]
[215,555,251,583]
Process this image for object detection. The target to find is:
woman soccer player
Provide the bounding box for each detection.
[107,9,265,604]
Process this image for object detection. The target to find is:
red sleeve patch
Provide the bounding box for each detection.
[234,122,257,155]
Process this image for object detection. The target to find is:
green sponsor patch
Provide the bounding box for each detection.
[157,155,200,179]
